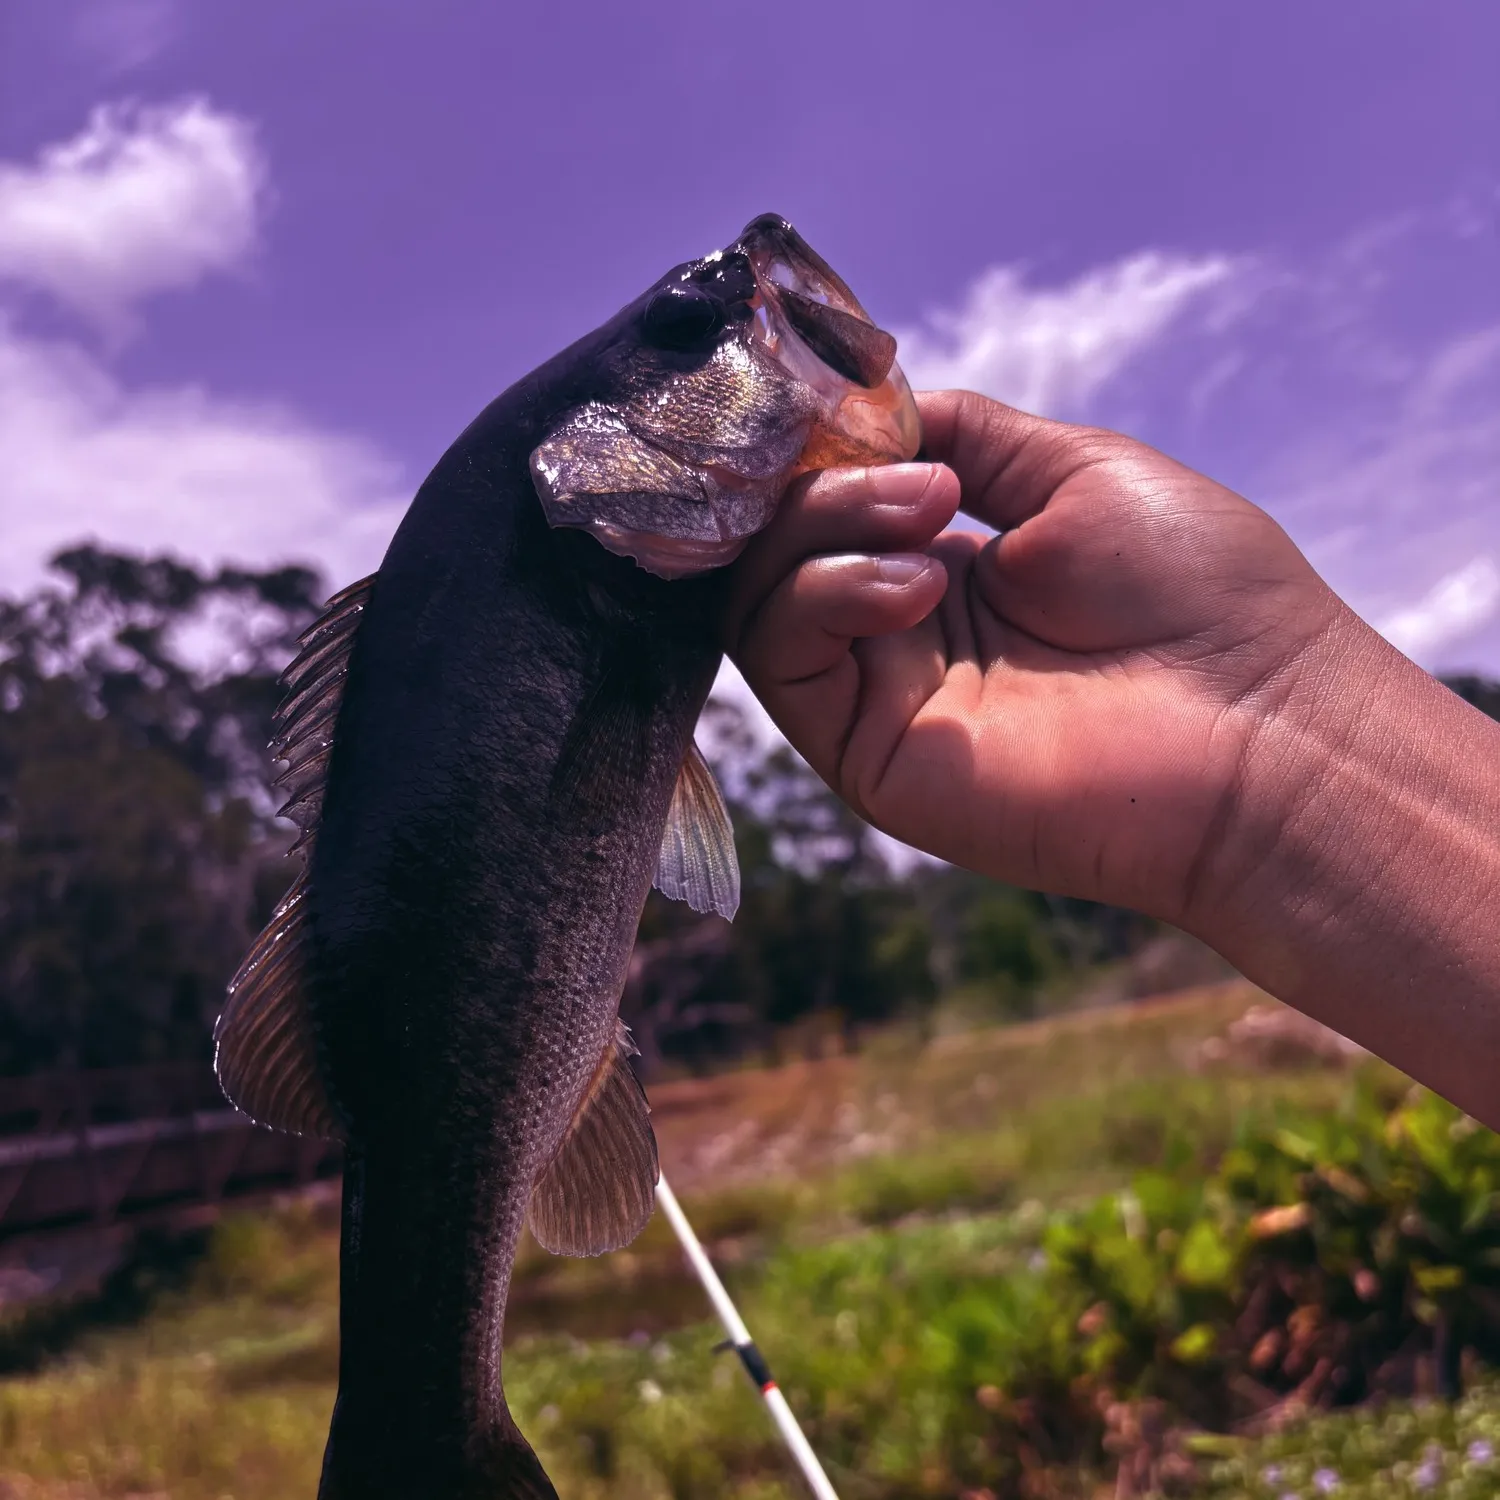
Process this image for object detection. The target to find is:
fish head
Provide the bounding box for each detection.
[529,214,921,579]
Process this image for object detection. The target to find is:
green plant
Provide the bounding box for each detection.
[988,1085,1500,1491]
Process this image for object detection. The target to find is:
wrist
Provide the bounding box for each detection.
[1184,605,1500,1121]
[1184,604,1398,941]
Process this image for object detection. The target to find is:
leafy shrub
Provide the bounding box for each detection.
[710,1086,1500,1496]
[1048,1087,1500,1409]
[967,1086,1500,1491]
[1200,1378,1500,1498]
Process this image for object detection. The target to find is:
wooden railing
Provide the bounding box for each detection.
[0,1064,342,1243]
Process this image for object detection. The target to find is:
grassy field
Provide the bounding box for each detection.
[0,980,1458,1498]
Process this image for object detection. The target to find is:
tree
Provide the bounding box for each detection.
[0,546,325,1072]
[622,700,937,1071]
[1442,674,1500,723]
[1,545,325,817]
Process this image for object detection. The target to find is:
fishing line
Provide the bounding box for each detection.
[654,1173,842,1500]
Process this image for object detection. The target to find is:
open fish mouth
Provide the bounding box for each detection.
[732,213,920,474]
[532,215,921,580]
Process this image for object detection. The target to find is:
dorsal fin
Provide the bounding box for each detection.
[655,741,740,920]
[527,1022,659,1257]
[269,574,376,853]
[213,574,375,1139]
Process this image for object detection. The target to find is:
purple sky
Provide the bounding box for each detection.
[2,1,1498,674]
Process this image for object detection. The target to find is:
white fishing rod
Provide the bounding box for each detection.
[654,1172,841,1500]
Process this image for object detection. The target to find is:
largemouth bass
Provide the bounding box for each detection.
[215,214,920,1499]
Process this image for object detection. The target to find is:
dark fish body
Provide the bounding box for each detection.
[316,449,718,1495]
[215,216,920,1498]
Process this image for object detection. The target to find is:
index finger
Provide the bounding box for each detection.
[917,390,1122,531]
[722,461,960,655]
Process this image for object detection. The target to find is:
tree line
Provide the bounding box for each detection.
[4,547,1488,1080]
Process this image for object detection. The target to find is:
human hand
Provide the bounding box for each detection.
[728,388,1500,1126]
[727,389,1363,930]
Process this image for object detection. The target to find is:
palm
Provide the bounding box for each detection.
[731,393,1342,923]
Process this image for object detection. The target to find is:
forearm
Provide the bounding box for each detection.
[1194,608,1500,1128]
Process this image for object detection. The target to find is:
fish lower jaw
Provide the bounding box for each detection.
[581,522,752,579]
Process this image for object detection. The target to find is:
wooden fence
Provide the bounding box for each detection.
[0,1063,341,1245]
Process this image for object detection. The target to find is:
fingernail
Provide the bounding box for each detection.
[865,462,943,508]
[876,555,934,585]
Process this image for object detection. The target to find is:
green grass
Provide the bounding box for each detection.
[0,987,1433,1497]
[0,1208,1052,1499]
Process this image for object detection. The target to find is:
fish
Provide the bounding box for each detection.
[214,213,920,1499]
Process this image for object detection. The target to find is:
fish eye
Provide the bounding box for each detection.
[642,285,726,352]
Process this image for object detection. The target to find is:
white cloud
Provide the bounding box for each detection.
[0,97,264,334]
[0,100,402,599]
[0,314,406,597]
[1376,558,1500,661]
[895,209,1500,675]
[893,251,1240,417]
[1268,324,1500,669]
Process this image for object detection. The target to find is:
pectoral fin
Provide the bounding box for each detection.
[654,741,740,920]
[527,1023,659,1257]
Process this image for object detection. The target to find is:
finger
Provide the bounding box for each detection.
[926,529,988,674]
[840,547,976,810]
[733,551,946,782]
[725,462,959,652]
[969,456,1266,654]
[736,551,946,688]
[971,496,1142,652]
[916,389,1123,531]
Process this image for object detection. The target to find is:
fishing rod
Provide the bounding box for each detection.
[654,1173,842,1500]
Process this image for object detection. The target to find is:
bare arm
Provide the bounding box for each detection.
[726,390,1500,1128]
[1197,607,1500,1125]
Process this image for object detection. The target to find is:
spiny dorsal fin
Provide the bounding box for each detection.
[527,1022,659,1257]
[213,575,374,1140]
[655,741,740,920]
[270,574,375,853]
